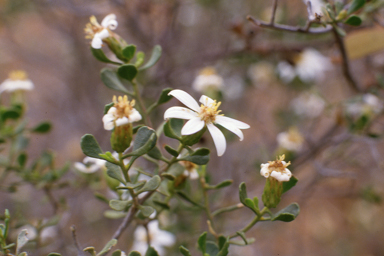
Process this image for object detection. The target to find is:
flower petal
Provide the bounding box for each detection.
[95,28,110,40]
[91,36,103,49]
[216,121,244,141]
[215,115,250,129]
[199,95,215,107]
[181,117,205,135]
[164,106,198,120]
[207,123,226,156]
[115,117,129,127]
[168,90,200,112]
[101,14,117,29]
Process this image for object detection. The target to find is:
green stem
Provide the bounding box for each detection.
[201,177,214,227]
[131,80,151,127]
[229,207,269,238]
[212,203,244,217]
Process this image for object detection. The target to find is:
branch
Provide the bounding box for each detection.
[270,0,279,25]
[331,27,362,93]
[111,206,138,240]
[247,15,333,34]
[70,226,86,256]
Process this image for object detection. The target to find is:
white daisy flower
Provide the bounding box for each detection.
[84,14,118,49]
[346,94,383,117]
[192,67,223,93]
[164,90,250,156]
[291,92,326,118]
[0,70,34,93]
[277,48,332,83]
[247,61,275,88]
[102,95,142,130]
[132,220,176,256]
[277,127,304,152]
[74,156,106,173]
[260,155,292,182]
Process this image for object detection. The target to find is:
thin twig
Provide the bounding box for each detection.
[70,226,86,256]
[270,0,279,25]
[111,206,138,240]
[43,186,59,215]
[331,27,362,93]
[247,15,332,34]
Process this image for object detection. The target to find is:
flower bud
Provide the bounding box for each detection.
[110,123,133,153]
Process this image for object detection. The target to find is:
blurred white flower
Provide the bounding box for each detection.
[84,14,118,49]
[192,67,223,93]
[74,156,106,173]
[247,61,275,88]
[132,220,176,256]
[277,48,332,83]
[304,0,325,21]
[0,70,34,93]
[222,75,245,100]
[260,155,292,182]
[291,92,326,118]
[164,90,250,156]
[103,95,142,130]
[16,225,37,241]
[277,127,304,152]
[346,94,383,117]
[180,160,199,180]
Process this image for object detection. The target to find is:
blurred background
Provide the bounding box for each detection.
[1,0,384,255]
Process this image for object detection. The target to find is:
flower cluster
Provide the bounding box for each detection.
[84,14,118,49]
[192,67,224,93]
[103,95,142,130]
[277,127,304,152]
[260,155,292,182]
[291,92,326,118]
[164,90,250,156]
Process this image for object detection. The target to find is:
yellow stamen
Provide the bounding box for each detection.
[112,95,136,119]
[199,100,222,123]
[268,154,291,173]
[84,15,103,39]
[287,127,304,144]
[9,70,28,81]
[200,66,217,76]
[182,161,197,173]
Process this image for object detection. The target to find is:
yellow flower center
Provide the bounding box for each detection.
[84,16,104,39]
[9,70,28,81]
[182,161,197,173]
[268,154,291,173]
[200,67,217,76]
[199,100,222,123]
[113,95,136,119]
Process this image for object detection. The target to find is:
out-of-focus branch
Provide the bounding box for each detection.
[247,15,333,34]
[332,27,362,93]
[111,206,138,240]
[270,0,279,25]
[70,226,86,256]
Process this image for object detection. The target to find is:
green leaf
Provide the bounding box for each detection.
[347,0,366,15]
[128,252,141,256]
[18,252,28,256]
[206,179,233,190]
[216,240,229,256]
[122,45,136,60]
[17,152,27,167]
[135,51,145,67]
[333,25,347,37]
[206,241,219,256]
[94,192,109,203]
[236,231,248,245]
[239,182,247,205]
[164,145,179,157]
[244,198,258,215]
[147,146,162,160]
[138,205,155,217]
[31,122,51,133]
[97,239,117,255]
[161,173,176,180]
[344,15,362,26]
[179,246,192,256]
[179,148,210,165]
[145,246,160,256]
[2,109,21,121]
[218,236,227,250]
[198,232,207,254]
[153,199,170,210]
[156,88,173,105]
[109,199,132,211]
[47,253,62,256]
[16,229,29,254]
[163,119,183,140]
[111,250,122,256]
[282,176,298,194]
[272,203,300,222]
[80,134,104,159]
[118,64,138,81]
[84,247,97,256]
[139,45,162,71]
[118,181,145,190]
[101,68,132,94]
[136,175,161,194]
[91,47,122,65]
[106,162,126,184]
[177,191,204,208]
[127,127,157,157]
[104,210,126,219]
[181,126,206,146]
